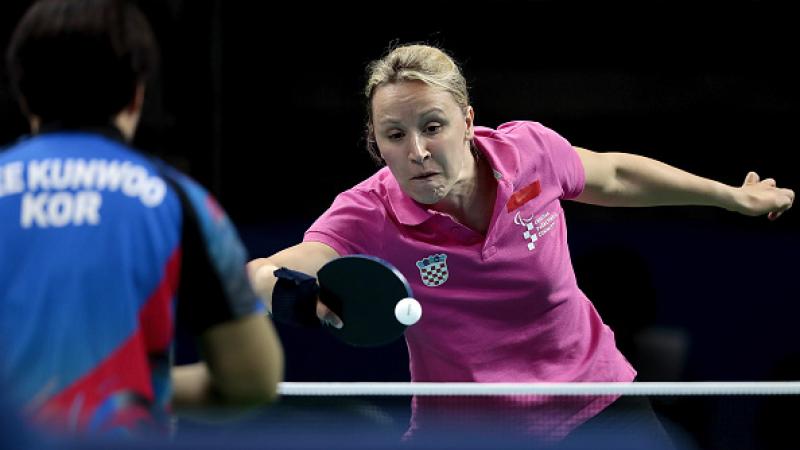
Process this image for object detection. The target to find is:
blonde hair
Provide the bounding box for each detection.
[364,44,470,163]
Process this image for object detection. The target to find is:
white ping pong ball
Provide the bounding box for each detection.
[394,297,422,326]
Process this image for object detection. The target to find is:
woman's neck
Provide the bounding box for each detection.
[432,151,497,235]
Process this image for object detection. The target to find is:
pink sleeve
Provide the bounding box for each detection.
[540,124,585,200]
[303,188,386,256]
[504,121,586,200]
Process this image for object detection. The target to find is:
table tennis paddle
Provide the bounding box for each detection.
[317,255,420,347]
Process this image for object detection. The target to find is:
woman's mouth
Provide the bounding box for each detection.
[412,172,438,180]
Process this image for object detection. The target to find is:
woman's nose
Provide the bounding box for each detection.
[408,134,431,164]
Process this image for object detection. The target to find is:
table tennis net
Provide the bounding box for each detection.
[174,382,800,450]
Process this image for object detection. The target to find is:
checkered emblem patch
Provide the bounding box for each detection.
[416,253,449,287]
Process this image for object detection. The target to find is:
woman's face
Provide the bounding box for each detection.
[371,80,474,205]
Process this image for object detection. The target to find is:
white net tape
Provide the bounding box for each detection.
[279,381,800,396]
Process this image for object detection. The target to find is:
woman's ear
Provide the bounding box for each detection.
[115,83,146,141]
[17,96,40,134]
[127,83,146,114]
[464,106,475,140]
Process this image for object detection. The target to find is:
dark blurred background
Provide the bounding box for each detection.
[1,1,798,447]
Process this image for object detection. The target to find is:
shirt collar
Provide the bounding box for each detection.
[37,121,126,143]
[383,168,434,226]
[472,125,520,184]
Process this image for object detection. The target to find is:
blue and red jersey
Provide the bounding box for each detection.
[0,127,263,434]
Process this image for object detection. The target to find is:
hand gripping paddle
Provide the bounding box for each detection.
[317,255,421,347]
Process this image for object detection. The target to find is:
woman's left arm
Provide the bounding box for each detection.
[572,147,795,220]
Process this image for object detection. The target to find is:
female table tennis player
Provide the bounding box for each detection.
[247,44,793,442]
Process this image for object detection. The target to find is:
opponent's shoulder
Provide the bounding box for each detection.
[150,161,232,225]
[0,135,31,161]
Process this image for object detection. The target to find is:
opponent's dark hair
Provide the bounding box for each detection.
[6,0,158,126]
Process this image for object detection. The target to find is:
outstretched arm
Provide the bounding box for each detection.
[573,147,795,220]
[248,242,343,328]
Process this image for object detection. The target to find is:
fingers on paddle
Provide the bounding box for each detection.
[317,301,343,329]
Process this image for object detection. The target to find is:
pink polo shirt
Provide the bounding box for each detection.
[305,121,636,439]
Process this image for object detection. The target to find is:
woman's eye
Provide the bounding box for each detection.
[425,124,442,134]
[387,132,403,140]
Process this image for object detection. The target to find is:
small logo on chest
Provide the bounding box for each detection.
[513,212,538,250]
[416,253,449,287]
[514,211,560,251]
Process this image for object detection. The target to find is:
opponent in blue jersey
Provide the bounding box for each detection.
[0,0,283,435]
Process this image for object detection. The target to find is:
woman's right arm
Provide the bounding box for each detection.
[247,241,343,327]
